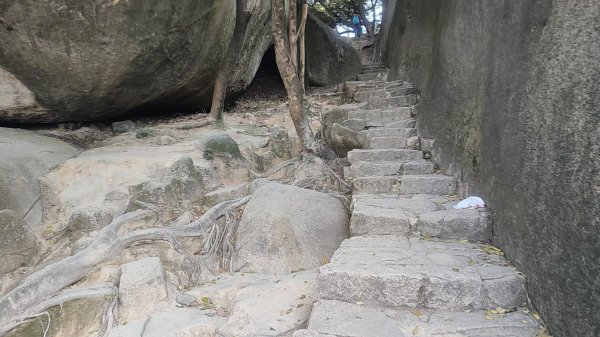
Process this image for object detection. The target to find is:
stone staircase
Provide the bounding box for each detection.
[295,66,543,336]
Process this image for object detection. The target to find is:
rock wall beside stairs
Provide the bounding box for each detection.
[380,1,599,337]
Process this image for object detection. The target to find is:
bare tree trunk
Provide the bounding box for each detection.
[299,3,308,92]
[272,0,317,153]
[210,0,251,121]
[359,10,375,38]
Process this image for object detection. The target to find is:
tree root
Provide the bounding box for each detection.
[0,197,250,336]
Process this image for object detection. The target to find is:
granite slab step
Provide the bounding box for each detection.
[368,95,418,109]
[352,174,456,195]
[316,236,528,310]
[359,127,416,139]
[348,149,423,163]
[348,161,434,178]
[353,90,388,102]
[417,209,491,242]
[294,300,539,337]
[367,137,408,149]
[347,107,412,121]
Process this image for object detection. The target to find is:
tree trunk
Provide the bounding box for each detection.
[272,0,317,153]
[209,0,251,121]
[359,10,374,38]
[299,3,308,92]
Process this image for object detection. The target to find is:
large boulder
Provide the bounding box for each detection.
[306,14,361,86]
[0,127,79,225]
[0,0,269,123]
[235,183,348,274]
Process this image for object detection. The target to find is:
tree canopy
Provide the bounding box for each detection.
[308,0,382,34]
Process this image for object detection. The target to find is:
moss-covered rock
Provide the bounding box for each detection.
[203,133,242,160]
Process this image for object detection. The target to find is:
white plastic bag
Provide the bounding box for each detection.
[453,196,485,209]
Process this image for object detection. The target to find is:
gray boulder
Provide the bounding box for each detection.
[306,14,361,86]
[0,127,79,225]
[235,183,348,274]
[0,0,270,123]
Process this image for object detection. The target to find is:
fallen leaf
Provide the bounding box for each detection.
[484,315,494,320]
[356,301,364,305]
[296,303,304,308]
[533,313,541,320]
[322,256,330,264]
[412,326,420,335]
[468,259,477,266]
[410,309,423,318]
[459,240,469,244]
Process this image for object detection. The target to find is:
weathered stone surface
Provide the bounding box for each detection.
[348,161,433,178]
[0,127,79,225]
[347,149,422,163]
[330,123,363,156]
[0,0,237,122]
[189,271,317,336]
[306,14,361,86]
[352,174,455,195]
[68,206,113,231]
[347,107,412,121]
[367,136,408,149]
[109,308,221,337]
[118,257,169,322]
[129,157,207,210]
[316,236,527,310]
[0,210,36,275]
[299,300,540,337]
[417,209,490,242]
[382,2,600,333]
[236,183,348,274]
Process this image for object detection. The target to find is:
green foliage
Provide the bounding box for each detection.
[308,0,382,29]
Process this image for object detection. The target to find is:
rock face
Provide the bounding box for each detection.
[0,127,79,225]
[0,210,37,275]
[0,0,271,123]
[118,257,169,322]
[381,1,600,336]
[235,183,348,274]
[306,14,361,86]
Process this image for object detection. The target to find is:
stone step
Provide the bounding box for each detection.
[352,174,456,195]
[348,107,413,121]
[348,160,434,178]
[358,73,381,81]
[418,208,491,242]
[367,136,408,149]
[347,149,423,163]
[351,198,489,240]
[294,300,539,337]
[316,236,527,310]
[368,95,418,109]
[360,127,417,139]
[353,90,388,102]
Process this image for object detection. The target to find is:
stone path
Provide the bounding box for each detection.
[295,65,543,336]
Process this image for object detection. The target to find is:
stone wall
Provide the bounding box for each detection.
[380,1,599,336]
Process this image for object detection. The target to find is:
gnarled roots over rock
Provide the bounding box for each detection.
[0,197,250,337]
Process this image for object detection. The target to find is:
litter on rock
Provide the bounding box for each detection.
[453,196,485,209]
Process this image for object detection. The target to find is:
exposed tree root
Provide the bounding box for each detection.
[0,197,250,336]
